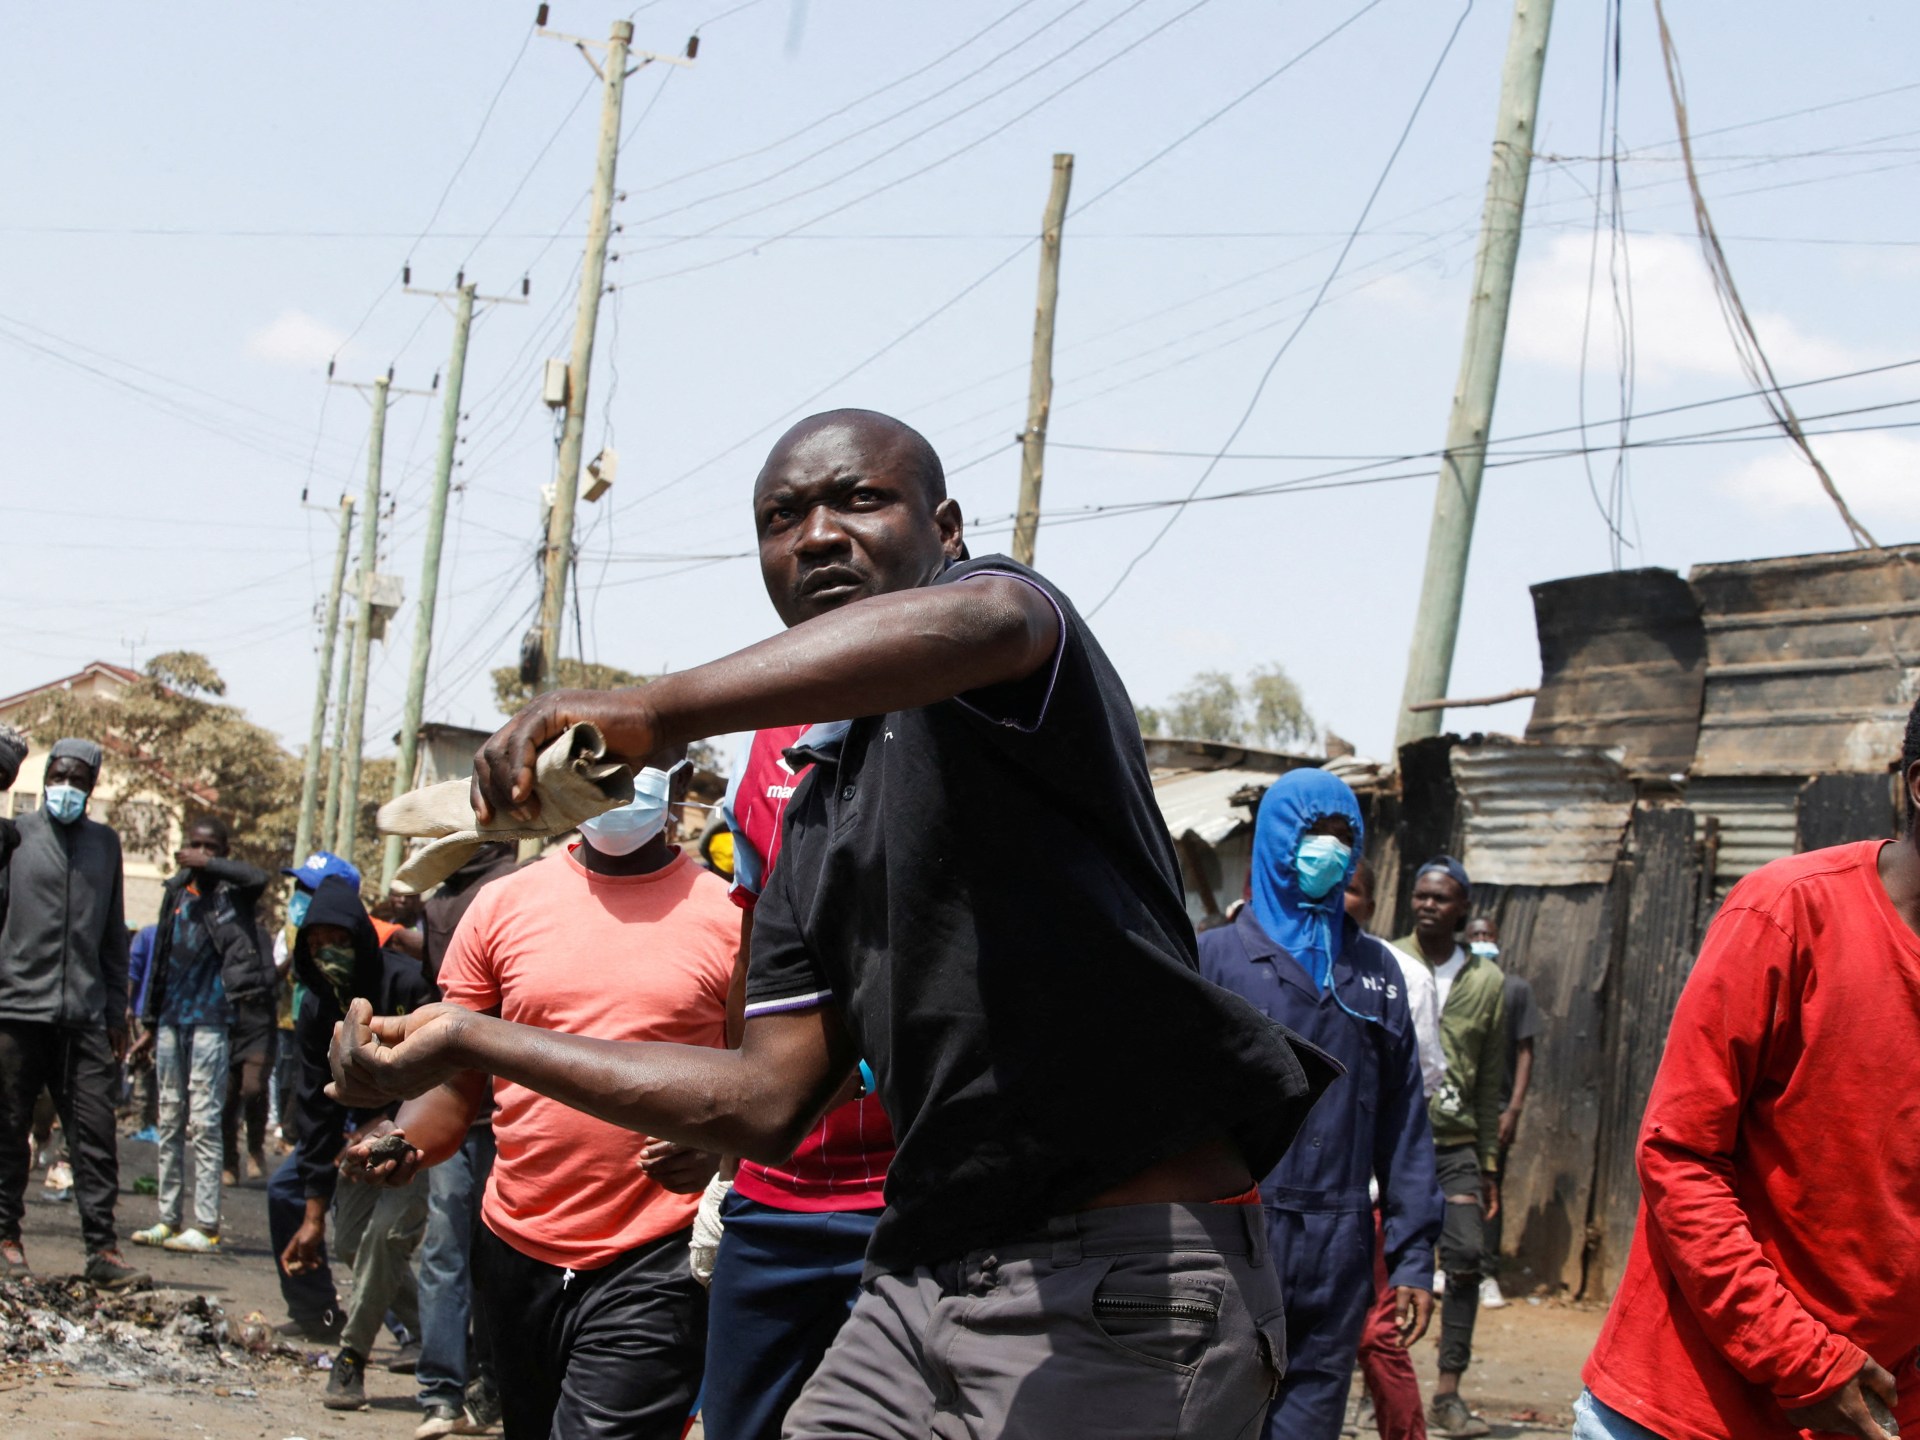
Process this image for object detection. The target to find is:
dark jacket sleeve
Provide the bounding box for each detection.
[99,836,129,1024]
[291,989,347,1203]
[1376,983,1444,1290]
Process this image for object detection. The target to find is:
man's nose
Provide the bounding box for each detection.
[795,504,849,554]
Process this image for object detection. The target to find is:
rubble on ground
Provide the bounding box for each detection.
[0,1276,295,1388]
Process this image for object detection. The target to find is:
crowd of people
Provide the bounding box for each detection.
[0,409,1914,1440]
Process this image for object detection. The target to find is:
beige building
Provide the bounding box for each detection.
[0,661,198,925]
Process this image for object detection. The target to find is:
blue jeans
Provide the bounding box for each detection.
[416,1125,495,1410]
[1573,1390,1671,1439]
[701,1194,880,1440]
[268,1151,340,1323]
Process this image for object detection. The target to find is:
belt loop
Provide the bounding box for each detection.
[1049,1212,1082,1268]
[1243,1201,1267,1268]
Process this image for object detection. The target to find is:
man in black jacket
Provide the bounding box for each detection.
[131,816,273,1255]
[0,737,145,1288]
[275,876,436,1409]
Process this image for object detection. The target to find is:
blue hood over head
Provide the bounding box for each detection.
[1250,768,1364,990]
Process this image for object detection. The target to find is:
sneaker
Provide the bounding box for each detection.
[131,1125,160,1144]
[414,1401,487,1438]
[276,1310,345,1344]
[0,1238,27,1274]
[248,1148,269,1181]
[1479,1275,1508,1309]
[389,1340,422,1374]
[131,1222,177,1247]
[1430,1393,1491,1438]
[1431,1268,1446,1295]
[44,1161,73,1200]
[161,1227,221,1253]
[84,1249,149,1292]
[464,1375,502,1430]
[324,1348,368,1410]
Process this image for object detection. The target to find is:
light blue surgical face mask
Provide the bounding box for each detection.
[287,889,312,930]
[1469,939,1500,960]
[44,784,88,825]
[1294,834,1352,901]
[578,760,689,857]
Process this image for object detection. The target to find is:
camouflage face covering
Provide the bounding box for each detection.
[313,943,357,1002]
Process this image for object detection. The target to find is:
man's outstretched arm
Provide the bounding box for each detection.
[331,998,855,1164]
[473,575,1059,823]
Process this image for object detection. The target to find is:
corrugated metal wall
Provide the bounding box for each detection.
[1684,776,1800,890]
[1452,745,1634,887]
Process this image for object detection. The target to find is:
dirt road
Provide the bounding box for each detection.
[11,1134,1599,1438]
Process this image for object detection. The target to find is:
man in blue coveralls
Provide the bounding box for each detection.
[1199,769,1443,1440]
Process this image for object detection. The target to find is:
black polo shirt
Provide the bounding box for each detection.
[744,555,1332,1271]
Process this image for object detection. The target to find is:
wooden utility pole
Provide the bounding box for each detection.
[1012,152,1074,569]
[1394,0,1555,748]
[293,495,354,867]
[320,609,354,854]
[382,279,526,891]
[536,18,633,692]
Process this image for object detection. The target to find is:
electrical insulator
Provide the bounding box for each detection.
[521,275,530,296]
[686,35,699,58]
[432,372,441,390]
[327,359,336,378]
[456,269,465,288]
[403,263,411,285]
[386,365,395,382]
[535,3,549,26]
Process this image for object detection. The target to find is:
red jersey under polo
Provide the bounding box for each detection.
[1584,841,1920,1440]
[728,725,893,1213]
[438,845,735,1270]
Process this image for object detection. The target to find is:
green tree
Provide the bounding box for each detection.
[13,652,302,875]
[1136,664,1317,751]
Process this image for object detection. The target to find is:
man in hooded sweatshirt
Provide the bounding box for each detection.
[274,875,436,1409]
[0,737,145,1289]
[1199,770,1442,1440]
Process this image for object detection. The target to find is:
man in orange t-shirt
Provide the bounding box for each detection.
[342,757,734,1440]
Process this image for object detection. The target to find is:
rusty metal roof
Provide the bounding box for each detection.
[1685,776,1800,888]
[1524,568,1705,779]
[1451,743,1635,886]
[1690,544,1920,776]
[1151,766,1288,846]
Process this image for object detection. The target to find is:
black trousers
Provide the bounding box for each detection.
[0,1021,120,1252]
[1435,1140,1488,1376]
[222,1004,276,1169]
[473,1221,706,1440]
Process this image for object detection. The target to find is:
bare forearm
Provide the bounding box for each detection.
[1509,1044,1534,1115]
[445,1010,845,1162]
[606,581,1056,759]
[394,1076,485,1166]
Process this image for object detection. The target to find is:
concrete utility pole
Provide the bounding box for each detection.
[1394,0,1555,748]
[381,278,525,891]
[335,376,390,861]
[321,610,354,854]
[293,495,355,867]
[1012,152,1074,569]
[537,18,634,692]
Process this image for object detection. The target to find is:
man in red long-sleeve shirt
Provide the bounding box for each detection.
[1576,698,1920,1440]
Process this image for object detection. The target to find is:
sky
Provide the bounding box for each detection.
[4,0,1918,770]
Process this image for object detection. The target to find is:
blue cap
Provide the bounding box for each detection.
[1417,854,1471,899]
[283,851,362,891]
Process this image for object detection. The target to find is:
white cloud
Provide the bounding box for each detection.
[1721,429,1920,527]
[1509,233,1869,383]
[245,309,345,367]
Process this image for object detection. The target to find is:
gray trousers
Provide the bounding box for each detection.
[335,1170,429,1359]
[155,1023,228,1233]
[782,1200,1285,1440]
[1434,1142,1487,1376]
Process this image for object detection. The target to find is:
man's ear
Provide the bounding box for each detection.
[935,498,966,560]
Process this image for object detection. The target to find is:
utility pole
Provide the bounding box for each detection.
[1012,152,1074,569]
[321,610,354,854]
[537,18,634,692]
[335,376,389,862]
[293,495,354,867]
[1394,0,1555,748]
[329,372,431,862]
[381,277,525,892]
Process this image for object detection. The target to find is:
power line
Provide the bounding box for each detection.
[1086,0,1478,615]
